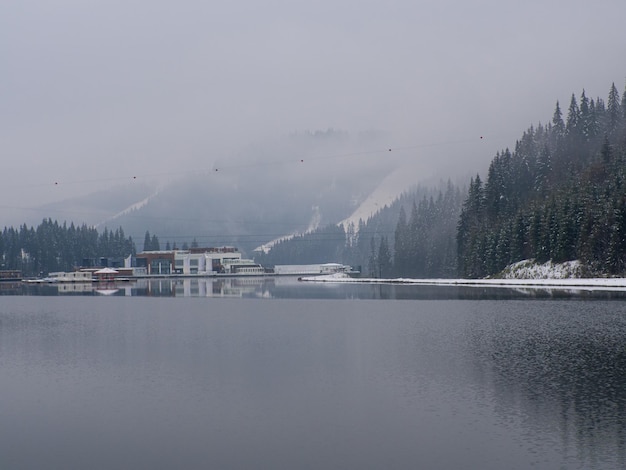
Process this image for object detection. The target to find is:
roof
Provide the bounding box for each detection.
[94,267,119,274]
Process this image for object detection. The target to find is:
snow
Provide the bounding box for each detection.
[339,167,426,232]
[255,165,425,253]
[94,267,119,274]
[96,189,161,227]
[300,260,626,291]
[254,234,295,254]
[300,275,626,291]
[254,206,321,253]
[300,272,351,281]
[498,259,582,279]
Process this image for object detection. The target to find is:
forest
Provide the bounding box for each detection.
[254,182,463,278]
[457,82,626,277]
[0,219,135,275]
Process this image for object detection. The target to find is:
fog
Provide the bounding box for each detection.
[2,0,626,226]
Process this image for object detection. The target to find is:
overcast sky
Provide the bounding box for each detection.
[2,0,626,219]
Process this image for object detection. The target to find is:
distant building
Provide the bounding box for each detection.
[134,250,176,275]
[0,270,22,281]
[47,271,93,282]
[94,267,119,282]
[134,247,264,276]
[273,263,353,276]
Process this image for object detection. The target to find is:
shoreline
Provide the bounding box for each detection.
[299,273,626,291]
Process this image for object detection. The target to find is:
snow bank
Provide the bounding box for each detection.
[298,259,626,291]
[299,273,351,281]
[300,276,626,291]
[497,259,583,279]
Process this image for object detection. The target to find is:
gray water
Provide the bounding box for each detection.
[1,284,625,469]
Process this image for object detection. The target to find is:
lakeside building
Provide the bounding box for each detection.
[133,247,265,276]
[273,263,356,276]
[47,271,94,282]
[22,247,264,283]
[0,270,22,282]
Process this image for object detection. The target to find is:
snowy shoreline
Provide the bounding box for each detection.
[300,259,626,291]
[299,273,626,291]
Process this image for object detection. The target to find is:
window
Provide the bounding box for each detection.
[151,259,171,275]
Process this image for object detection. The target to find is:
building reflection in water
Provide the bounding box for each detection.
[16,278,626,300]
[134,277,277,298]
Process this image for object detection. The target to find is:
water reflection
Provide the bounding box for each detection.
[9,277,626,299]
[466,302,626,468]
[1,295,625,468]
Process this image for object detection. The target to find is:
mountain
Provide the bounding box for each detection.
[30,130,402,256]
[21,182,157,229]
[254,181,463,278]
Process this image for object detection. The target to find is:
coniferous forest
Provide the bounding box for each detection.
[0,219,135,275]
[457,82,626,278]
[255,182,463,278]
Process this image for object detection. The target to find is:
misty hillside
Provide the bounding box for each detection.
[36,130,397,256]
[259,82,626,279]
[255,181,463,278]
[23,182,156,229]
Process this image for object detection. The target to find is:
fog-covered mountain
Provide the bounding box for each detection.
[23,182,157,229]
[34,130,403,256]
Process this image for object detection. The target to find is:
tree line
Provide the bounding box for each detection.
[0,219,135,275]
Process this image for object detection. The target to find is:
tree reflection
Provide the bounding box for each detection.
[469,303,626,467]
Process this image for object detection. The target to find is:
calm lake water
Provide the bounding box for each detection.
[1,278,625,469]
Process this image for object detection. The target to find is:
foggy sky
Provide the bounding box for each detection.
[2,0,626,222]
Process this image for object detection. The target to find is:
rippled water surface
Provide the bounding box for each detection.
[1,284,625,469]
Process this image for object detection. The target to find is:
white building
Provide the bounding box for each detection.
[174,249,251,274]
[136,247,265,276]
[273,263,352,276]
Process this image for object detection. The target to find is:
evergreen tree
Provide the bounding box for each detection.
[393,206,409,277]
[143,231,152,252]
[407,201,420,277]
[579,90,592,142]
[150,234,160,251]
[535,145,552,194]
[601,134,613,164]
[377,236,392,278]
[607,82,622,140]
[622,82,626,120]
[368,237,377,277]
[552,101,565,138]
[587,98,600,142]
[565,93,580,137]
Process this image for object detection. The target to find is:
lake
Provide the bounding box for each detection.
[1,278,625,469]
